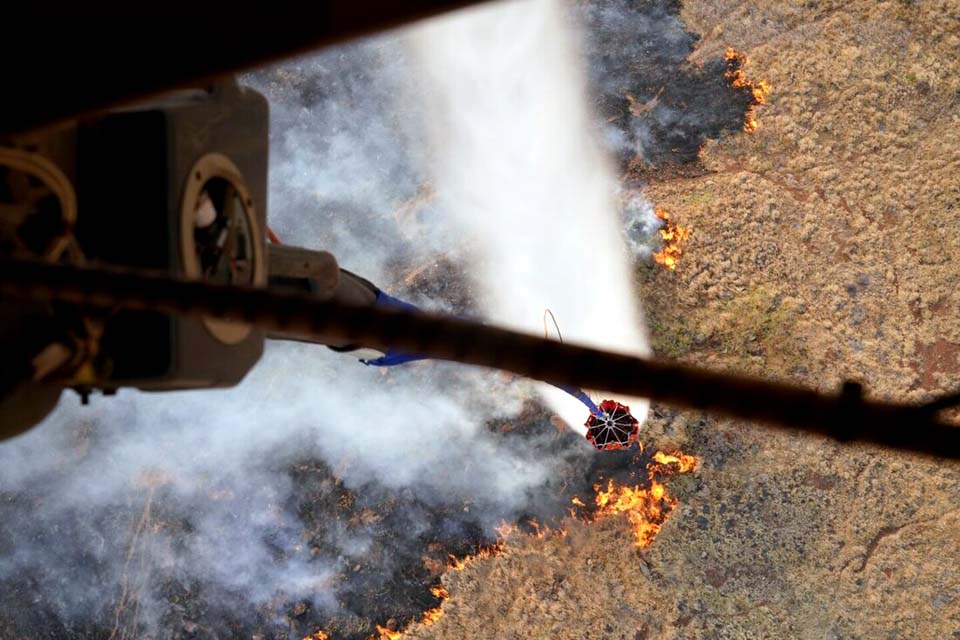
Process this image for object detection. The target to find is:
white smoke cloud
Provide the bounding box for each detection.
[0,341,560,631]
[623,190,663,259]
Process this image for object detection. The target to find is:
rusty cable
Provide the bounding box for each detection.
[0,256,957,460]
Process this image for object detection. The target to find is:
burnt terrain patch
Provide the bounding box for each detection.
[581,0,758,171]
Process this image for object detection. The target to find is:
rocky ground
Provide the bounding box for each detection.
[402,2,960,638]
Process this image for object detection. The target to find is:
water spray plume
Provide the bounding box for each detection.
[410,0,652,430]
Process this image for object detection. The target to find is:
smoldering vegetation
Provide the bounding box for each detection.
[0,2,759,638]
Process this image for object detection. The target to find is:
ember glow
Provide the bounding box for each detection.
[652,208,691,271]
[651,450,699,473]
[374,626,403,640]
[724,47,771,132]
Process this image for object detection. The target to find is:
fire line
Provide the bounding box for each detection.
[328,448,700,640]
[724,47,771,132]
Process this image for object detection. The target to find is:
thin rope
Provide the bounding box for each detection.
[543,309,603,416]
[543,309,563,343]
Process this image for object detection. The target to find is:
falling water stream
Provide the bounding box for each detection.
[409,0,652,430]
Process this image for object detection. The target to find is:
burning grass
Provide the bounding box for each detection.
[372,585,449,639]
[653,208,691,271]
[724,48,771,132]
[374,627,402,640]
[587,449,698,548]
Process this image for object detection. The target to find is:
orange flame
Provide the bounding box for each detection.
[651,450,699,473]
[724,47,771,132]
[304,632,329,640]
[652,208,691,271]
[420,607,444,626]
[447,553,467,571]
[369,583,449,638]
[375,626,403,640]
[575,449,699,548]
[592,478,672,548]
[446,537,507,572]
